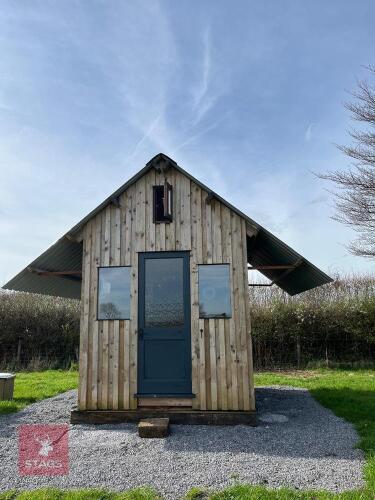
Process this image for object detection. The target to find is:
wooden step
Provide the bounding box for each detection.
[138,417,170,438]
[138,397,192,408]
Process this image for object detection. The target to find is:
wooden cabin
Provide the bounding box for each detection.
[3,153,331,424]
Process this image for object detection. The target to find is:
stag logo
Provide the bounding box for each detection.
[18,424,69,476]
[35,435,53,457]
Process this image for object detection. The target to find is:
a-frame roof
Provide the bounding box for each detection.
[2,153,332,298]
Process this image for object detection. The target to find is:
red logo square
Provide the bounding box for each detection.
[18,424,69,476]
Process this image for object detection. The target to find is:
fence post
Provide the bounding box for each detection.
[296,335,301,369]
[17,339,22,366]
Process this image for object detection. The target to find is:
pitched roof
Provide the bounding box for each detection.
[2,153,332,298]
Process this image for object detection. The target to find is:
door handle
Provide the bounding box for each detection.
[138,328,143,338]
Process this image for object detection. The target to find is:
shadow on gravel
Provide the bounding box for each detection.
[163,387,363,460]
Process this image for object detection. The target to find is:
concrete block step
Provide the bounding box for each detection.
[138,417,169,438]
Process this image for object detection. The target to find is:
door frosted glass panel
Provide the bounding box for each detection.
[199,264,232,318]
[145,258,184,327]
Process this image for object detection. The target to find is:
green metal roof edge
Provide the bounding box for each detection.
[2,153,333,297]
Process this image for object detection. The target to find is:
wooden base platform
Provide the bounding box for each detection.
[70,408,257,426]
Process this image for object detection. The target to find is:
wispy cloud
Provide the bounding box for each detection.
[190,27,220,126]
[0,0,373,284]
[173,110,232,153]
[305,122,314,142]
[192,27,212,108]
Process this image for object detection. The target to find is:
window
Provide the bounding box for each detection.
[198,264,232,318]
[153,182,173,222]
[98,267,131,320]
[145,257,184,327]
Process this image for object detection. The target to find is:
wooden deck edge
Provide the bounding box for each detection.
[70,408,257,426]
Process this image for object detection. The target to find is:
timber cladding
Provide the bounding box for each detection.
[78,163,255,412]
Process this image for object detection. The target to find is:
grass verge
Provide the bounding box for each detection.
[0,487,161,500]
[255,369,375,491]
[0,370,78,415]
[0,369,373,498]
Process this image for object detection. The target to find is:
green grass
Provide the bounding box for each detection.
[188,369,375,499]
[0,369,374,499]
[0,370,78,415]
[255,369,375,491]
[0,487,160,500]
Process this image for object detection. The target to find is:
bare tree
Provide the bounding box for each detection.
[319,66,375,257]
[100,302,120,319]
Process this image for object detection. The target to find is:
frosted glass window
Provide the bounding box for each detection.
[145,258,184,327]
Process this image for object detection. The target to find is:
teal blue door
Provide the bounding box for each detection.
[137,251,192,396]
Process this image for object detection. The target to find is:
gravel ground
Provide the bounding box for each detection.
[0,387,364,498]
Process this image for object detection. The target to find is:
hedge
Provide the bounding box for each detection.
[0,292,80,370]
[1,274,374,370]
[250,273,375,369]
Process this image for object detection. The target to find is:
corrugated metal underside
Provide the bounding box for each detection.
[3,238,82,300]
[247,230,332,295]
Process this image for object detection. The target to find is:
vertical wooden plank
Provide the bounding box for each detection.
[211,201,222,262]
[232,213,251,410]
[201,190,211,408]
[97,210,105,409]
[214,319,221,410]
[123,189,133,409]
[97,320,103,408]
[159,222,166,252]
[156,170,166,251]
[201,191,208,265]
[129,184,138,409]
[218,319,228,410]
[107,206,116,409]
[130,179,145,408]
[145,170,156,252]
[180,174,191,251]
[123,320,130,409]
[175,172,182,250]
[198,319,206,410]
[190,182,199,409]
[212,201,228,410]
[101,206,111,409]
[165,168,175,251]
[89,214,101,409]
[118,320,125,409]
[112,320,120,409]
[224,320,232,410]
[121,191,132,267]
[108,321,114,409]
[204,319,212,409]
[112,206,121,410]
[206,196,214,410]
[193,184,206,410]
[78,221,92,410]
[241,218,255,410]
[236,216,250,410]
[114,205,121,265]
[228,319,239,410]
[221,205,235,410]
[205,199,212,264]
[231,212,243,409]
[209,318,217,410]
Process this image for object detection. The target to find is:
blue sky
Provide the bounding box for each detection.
[1,0,375,286]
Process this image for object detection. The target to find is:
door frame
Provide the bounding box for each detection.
[137,250,192,396]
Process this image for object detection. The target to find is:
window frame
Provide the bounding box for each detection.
[153,183,173,223]
[97,265,132,321]
[198,263,232,319]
